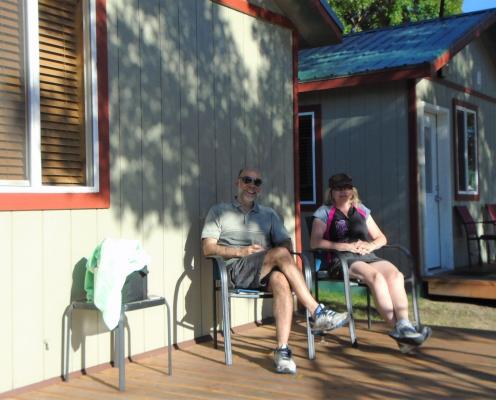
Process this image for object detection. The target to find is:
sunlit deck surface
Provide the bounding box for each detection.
[7,319,496,400]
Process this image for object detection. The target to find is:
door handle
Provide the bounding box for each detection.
[435,195,442,202]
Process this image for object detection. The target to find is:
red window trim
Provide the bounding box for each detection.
[453,99,480,201]
[0,0,110,211]
[298,105,322,212]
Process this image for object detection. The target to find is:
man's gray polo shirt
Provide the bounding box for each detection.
[201,200,291,265]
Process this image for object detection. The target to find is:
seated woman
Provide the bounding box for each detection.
[310,173,431,353]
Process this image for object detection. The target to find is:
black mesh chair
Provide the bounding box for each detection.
[305,216,420,347]
[208,252,315,365]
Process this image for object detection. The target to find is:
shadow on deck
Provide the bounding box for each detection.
[6,318,496,400]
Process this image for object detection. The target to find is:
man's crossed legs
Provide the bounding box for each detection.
[231,247,349,374]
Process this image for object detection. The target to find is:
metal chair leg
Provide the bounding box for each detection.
[116,312,125,391]
[63,304,74,381]
[213,281,218,349]
[366,288,371,329]
[164,298,172,375]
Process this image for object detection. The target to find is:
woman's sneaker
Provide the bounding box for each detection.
[274,346,296,374]
[398,326,432,354]
[311,304,349,333]
[389,320,425,345]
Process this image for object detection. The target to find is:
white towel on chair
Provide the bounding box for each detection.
[92,238,150,330]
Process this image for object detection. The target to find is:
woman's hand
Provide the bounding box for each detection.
[354,240,375,255]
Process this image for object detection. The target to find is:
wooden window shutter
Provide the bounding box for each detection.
[0,0,27,181]
[38,0,86,185]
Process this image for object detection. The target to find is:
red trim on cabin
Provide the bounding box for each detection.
[292,31,302,254]
[311,0,342,39]
[0,0,110,211]
[298,65,431,93]
[407,79,421,275]
[452,99,480,202]
[298,104,322,213]
[210,0,295,29]
[429,77,496,104]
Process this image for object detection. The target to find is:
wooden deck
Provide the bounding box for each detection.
[425,263,496,300]
[4,318,496,400]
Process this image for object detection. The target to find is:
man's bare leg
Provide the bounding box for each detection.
[268,271,293,347]
[260,247,318,313]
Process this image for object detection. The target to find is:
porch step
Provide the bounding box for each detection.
[427,277,496,300]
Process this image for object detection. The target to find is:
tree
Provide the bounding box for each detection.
[328,0,463,34]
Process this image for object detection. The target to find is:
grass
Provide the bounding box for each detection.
[318,289,496,331]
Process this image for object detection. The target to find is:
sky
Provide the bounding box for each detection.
[462,0,496,12]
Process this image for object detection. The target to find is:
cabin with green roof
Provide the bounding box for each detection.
[297,9,496,289]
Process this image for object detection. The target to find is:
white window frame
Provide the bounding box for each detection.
[299,111,317,205]
[455,104,478,196]
[0,0,99,193]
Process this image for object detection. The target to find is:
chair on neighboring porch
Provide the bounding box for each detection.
[454,205,496,266]
[486,204,496,225]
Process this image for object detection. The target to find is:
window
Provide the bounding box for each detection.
[0,0,99,192]
[453,100,479,200]
[298,105,322,210]
[0,0,108,210]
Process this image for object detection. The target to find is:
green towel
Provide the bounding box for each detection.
[84,241,104,302]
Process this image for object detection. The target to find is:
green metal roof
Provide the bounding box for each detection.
[299,9,496,83]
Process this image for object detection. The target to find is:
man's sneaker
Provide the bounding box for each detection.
[311,304,349,333]
[389,320,425,346]
[273,346,296,374]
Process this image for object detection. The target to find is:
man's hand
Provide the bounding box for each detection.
[239,244,264,257]
[202,237,265,259]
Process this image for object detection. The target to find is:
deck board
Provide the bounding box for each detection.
[4,319,496,400]
[426,263,496,299]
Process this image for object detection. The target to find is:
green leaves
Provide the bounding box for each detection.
[328,0,462,34]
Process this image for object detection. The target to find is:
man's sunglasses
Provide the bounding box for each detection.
[239,176,263,187]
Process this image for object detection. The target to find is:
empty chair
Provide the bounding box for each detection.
[454,205,496,266]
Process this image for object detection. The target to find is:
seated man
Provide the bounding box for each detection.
[202,167,349,374]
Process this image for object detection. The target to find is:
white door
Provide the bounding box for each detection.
[423,112,442,270]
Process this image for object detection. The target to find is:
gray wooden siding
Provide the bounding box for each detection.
[0,0,294,392]
[299,81,411,251]
[417,77,496,267]
[444,34,496,97]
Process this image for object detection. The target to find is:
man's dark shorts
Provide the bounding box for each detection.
[228,250,273,289]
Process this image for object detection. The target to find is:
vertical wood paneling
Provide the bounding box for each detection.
[178,0,201,340]
[139,0,165,352]
[42,211,71,378]
[229,9,245,175]
[0,212,13,392]
[69,210,99,369]
[417,76,496,267]
[213,3,233,201]
[243,13,257,171]
[4,0,297,391]
[118,0,143,241]
[196,0,216,336]
[12,212,43,387]
[300,83,411,249]
[160,0,184,345]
